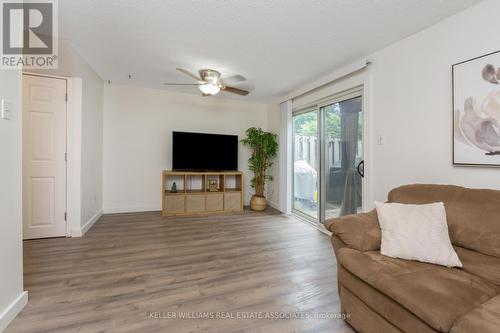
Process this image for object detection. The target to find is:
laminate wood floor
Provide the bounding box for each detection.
[7,208,354,333]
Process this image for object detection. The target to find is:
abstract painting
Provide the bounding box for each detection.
[453,50,500,166]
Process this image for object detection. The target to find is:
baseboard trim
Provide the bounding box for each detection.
[268,200,283,212]
[103,203,281,215]
[0,291,28,332]
[103,206,161,214]
[71,210,103,237]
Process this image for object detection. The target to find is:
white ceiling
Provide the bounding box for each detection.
[59,0,481,102]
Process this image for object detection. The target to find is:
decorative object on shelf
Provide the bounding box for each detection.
[453,50,500,166]
[171,182,177,193]
[208,178,219,192]
[241,127,278,211]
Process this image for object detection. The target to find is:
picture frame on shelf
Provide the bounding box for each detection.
[208,178,219,192]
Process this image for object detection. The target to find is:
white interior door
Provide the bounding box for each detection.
[23,74,67,239]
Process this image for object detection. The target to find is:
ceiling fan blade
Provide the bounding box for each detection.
[222,86,250,96]
[176,68,202,81]
[164,83,200,86]
[222,74,246,84]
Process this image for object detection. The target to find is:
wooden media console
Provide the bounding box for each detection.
[162,170,243,216]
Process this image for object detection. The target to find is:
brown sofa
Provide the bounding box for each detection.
[325,184,500,333]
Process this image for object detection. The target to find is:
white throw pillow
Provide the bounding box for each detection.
[375,201,462,267]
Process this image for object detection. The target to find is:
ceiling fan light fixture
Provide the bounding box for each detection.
[199,83,220,95]
[170,68,249,96]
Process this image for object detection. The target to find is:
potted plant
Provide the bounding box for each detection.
[241,127,278,211]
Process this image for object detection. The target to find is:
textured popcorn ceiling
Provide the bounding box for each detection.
[59,0,481,102]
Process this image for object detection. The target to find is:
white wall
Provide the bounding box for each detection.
[28,39,104,229]
[0,69,27,331]
[272,0,500,209]
[369,0,500,201]
[103,84,268,212]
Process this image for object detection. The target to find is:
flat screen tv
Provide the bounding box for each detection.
[172,131,238,171]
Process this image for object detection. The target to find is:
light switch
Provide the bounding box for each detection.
[377,134,384,145]
[1,99,12,120]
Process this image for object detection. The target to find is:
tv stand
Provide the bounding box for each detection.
[162,170,243,217]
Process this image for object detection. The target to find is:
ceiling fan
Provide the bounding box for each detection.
[164,68,250,96]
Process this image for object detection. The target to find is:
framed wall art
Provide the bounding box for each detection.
[453,50,500,166]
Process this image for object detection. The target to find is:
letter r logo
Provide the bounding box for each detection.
[2,1,53,54]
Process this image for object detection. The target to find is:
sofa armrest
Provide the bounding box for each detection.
[325,210,381,252]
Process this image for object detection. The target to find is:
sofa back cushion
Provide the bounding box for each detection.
[388,184,500,258]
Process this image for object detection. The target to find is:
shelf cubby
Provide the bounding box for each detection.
[224,174,243,192]
[186,174,205,193]
[164,173,185,195]
[206,174,224,193]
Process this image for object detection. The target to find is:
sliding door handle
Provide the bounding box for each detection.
[357,160,364,178]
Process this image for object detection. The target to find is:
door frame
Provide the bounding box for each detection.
[292,85,366,226]
[22,73,82,238]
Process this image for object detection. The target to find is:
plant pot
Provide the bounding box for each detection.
[250,195,267,211]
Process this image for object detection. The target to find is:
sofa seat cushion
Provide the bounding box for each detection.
[337,248,497,332]
[339,266,436,333]
[450,295,500,333]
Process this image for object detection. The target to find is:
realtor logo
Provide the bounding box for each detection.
[1,0,58,69]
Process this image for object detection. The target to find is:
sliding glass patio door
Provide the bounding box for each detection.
[293,89,364,224]
[292,109,319,220]
[321,95,363,221]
